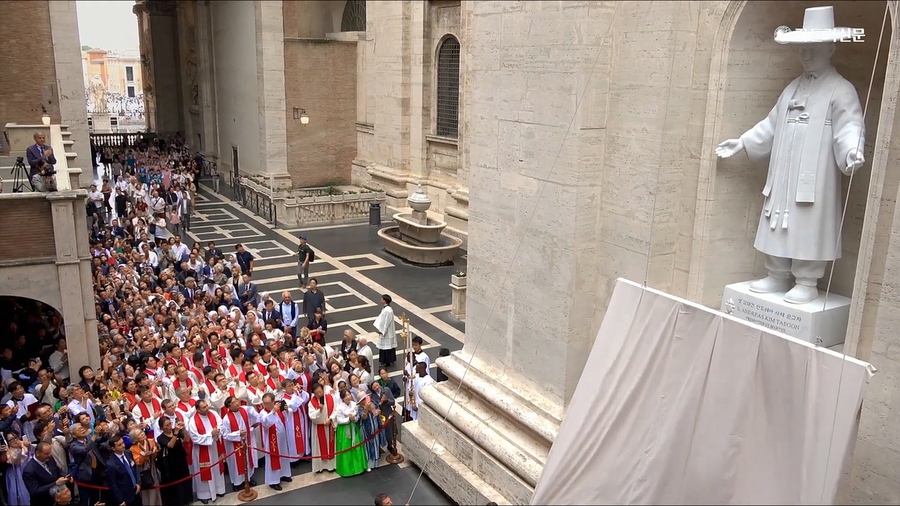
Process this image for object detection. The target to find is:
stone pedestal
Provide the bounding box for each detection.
[411,210,428,225]
[722,281,851,348]
[91,113,112,134]
[450,277,466,320]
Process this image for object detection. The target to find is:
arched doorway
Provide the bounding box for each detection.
[692,1,895,350]
[0,296,69,397]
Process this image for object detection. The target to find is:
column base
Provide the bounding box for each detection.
[403,352,562,505]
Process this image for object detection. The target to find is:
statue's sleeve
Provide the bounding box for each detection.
[740,104,778,165]
[831,81,865,175]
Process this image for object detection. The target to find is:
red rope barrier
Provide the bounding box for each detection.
[72,447,240,491]
[252,414,395,461]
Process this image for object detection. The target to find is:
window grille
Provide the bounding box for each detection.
[341,0,366,32]
[436,36,460,138]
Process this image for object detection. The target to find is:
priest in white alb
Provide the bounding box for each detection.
[282,379,311,462]
[373,294,398,366]
[307,381,337,473]
[221,396,259,491]
[187,399,227,502]
[259,393,293,491]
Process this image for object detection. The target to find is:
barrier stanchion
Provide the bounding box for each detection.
[237,433,258,502]
[386,409,404,464]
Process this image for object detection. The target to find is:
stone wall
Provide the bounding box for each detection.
[283,39,357,187]
[0,1,60,152]
[210,0,262,176]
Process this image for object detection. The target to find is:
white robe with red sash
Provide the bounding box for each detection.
[172,377,197,396]
[283,391,311,458]
[307,394,336,472]
[132,398,162,439]
[187,410,227,500]
[175,409,199,493]
[222,407,259,486]
[260,408,292,484]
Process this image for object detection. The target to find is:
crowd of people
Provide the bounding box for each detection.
[0,136,443,506]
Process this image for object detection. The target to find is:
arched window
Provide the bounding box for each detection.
[341,0,366,32]
[435,35,460,139]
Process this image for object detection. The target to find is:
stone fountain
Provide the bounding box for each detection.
[377,183,463,266]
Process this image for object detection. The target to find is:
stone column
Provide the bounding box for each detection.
[143,0,184,135]
[47,0,91,189]
[370,1,412,173]
[48,191,100,379]
[133,1,156,132]
[195,0,219,158]
[253,0,290,188]
[176,1,199,147]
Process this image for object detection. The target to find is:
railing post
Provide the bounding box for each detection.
[236,432,258,502]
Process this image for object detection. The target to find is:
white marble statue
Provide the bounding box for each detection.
[716,6,865,305]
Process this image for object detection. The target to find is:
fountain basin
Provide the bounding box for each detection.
[378,226,462,266]
[394,213,447,245]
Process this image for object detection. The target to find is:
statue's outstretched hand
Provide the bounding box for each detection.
[845,148,865,174]
[715,138,744,159]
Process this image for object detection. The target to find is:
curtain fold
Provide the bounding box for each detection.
[531,279,873,505]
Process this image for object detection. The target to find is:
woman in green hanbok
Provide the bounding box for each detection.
[331,389,369,476]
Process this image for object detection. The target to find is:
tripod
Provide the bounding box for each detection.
[11,157,33,193]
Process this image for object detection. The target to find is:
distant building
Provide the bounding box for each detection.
[81,48,145,133]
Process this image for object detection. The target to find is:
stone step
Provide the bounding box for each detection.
[423,380,550,468]
[402,416,515,506]
[415,381,546,499]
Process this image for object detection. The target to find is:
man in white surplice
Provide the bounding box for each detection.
[259,392,293,490]
[716,6,865,305]
[373,294,398,366]
[221,396,260,491]
[187,399,227,501]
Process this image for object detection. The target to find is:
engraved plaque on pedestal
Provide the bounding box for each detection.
[721,281,851,348]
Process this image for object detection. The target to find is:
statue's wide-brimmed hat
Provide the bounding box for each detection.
[775,6,852,44]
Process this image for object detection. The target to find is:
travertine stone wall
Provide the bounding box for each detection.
[255,0,289,182]
[148,3,185,134]
[48,0,91,188]
[370,1,411,172]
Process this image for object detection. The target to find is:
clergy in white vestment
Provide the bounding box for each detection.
[187,400,227,501]
[259,393,293,490]
[221,396,260,489]
[131,386,163,439]
[373,294,398,366]
[208,373,230,413]
[410,362,436,421]
[282,379,311,460]
[173,390,198,492]
[154,399,180,441]
[244,372,266,462]
[307,382,337,473]
[172,366,199,396]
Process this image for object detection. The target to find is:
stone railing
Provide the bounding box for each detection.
[90,132,156,149]
[238,178,387,227]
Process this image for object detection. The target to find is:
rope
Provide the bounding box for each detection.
[71,414,395,490]
[404,5,623,504]
[818,4,889,502]
[72,447,240,490]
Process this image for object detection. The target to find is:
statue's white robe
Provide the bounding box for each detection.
[739,66,864,262]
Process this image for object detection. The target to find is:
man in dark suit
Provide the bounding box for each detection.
[106,435,143,506]
[25,132,57,179]
[260,298,282,328]
[205,241,223,262]
[69,423,102,506]
[238,273,258,312]
[23,441,69,506]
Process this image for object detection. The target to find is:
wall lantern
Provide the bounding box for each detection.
[41,105,51,126]
[293,107,310,125]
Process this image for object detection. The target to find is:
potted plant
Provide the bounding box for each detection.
[451,270,466,287]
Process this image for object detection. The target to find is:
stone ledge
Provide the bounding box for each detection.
[419,381,548,485]
[438,352,563,436]
[403,415,514,506]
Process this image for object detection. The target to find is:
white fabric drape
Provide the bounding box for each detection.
[531,278,874,505]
